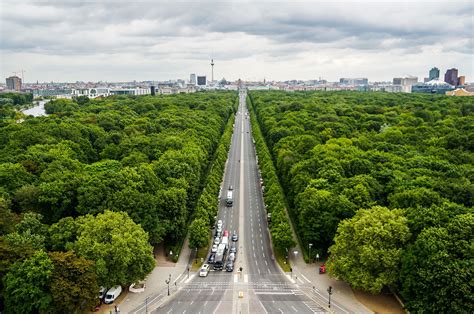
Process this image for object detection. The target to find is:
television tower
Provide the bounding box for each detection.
[211,59,214,82]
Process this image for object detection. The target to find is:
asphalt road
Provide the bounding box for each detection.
[151,90,335,313]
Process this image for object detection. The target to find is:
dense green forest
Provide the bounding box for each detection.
[0,91,237,312]
[248,90,473,312]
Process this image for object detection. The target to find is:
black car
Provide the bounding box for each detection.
[231,232,238,242]
[208,253,216,264]
[230,245,237,253]
[225,260,234,272]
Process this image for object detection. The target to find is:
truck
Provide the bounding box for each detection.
[226,190,233,207]
[213,243,227,271]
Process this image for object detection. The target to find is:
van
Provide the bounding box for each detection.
[104,286,122,304]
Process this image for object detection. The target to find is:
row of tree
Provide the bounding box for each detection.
[0,91,238,311]
[247,95,295,260]
[249,90,473,312]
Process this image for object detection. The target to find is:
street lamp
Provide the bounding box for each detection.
[165,274,171,296]
[327,286,333,308]
[187,266,190,279]
[308,243,313,263]
[195,247,198,264]
[145,297,149,313]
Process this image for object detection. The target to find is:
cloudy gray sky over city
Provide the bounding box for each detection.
[1,0,473,82]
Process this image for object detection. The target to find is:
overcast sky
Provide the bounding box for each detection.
[1,0,473,82]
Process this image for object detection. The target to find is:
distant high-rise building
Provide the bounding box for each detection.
[444,68,459,86]
[6,76,22,91]
[190,73,196,85]
[429,67,440,80]
[197,76,206,86]
[458,76,465,86]
[393,76,417,86]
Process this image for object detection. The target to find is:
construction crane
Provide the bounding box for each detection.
[12,70,26,82]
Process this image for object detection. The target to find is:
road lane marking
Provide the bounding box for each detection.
[258,300,269,314]
[265,260,268,266]
[234,274,238,283]
[300,274,311,283]
[204,301,208,306]
[297,277,304,284]
[291,305,298,312]
[244,274,248,283]
[279,308,284,313]
[185,274,195,283]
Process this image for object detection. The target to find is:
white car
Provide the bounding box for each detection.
[217,220,223,228]
[213,237,220,245]
[217,226,223,233]
[211,244,218,253]
[228,252,236,262]
[199,264,210,277]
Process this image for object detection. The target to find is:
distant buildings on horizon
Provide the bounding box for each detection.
[2,65,471,97]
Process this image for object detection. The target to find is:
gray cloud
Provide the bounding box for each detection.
[1,0,472,82]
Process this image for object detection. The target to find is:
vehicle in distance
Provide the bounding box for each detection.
[98,286,106,301]
[225,260,234,272]
[217,220,223,228]
[228,252,236,262]
[200,264,210,277]
[104,286,122,304]
[229,185,233,190]
[231,232,238,242]
[217,225,222,233]
[208,253,216,264]
[221,235,229,249]
[223,230,229,237]
[213,237,220,245]
[211,244,218,253]
[230,245,237,254]
[226,190,233,207]
[214,243,227,271]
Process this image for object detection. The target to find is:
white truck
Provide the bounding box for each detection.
[226,190,233,207]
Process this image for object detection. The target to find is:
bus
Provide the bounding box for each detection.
[213,243,227,271]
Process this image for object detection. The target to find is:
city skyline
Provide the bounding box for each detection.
[1,0,473,82]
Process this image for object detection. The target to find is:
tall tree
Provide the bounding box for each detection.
[47,251,98,313]
[3,250,53,313]
[189,218,209,249]
[74,210,155,287]
[327,206,410,293]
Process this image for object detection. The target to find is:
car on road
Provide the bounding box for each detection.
[231,232,238,242]
[319,263,326,274]
[228,252,236,262]
[213,237,220,245]
[223,230,229,237]
[200,264,210,277]
[217,220,223,228]
[230,245,237,253]
[225,260,234,272]
[208,253,216,264]
[215,230,221,238]
[229,185,233,190]
[211,244,218,253]
[104,286,122,304]
[217,226,222,233]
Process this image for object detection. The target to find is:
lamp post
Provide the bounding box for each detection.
[308,243,313,263]
[165,274,171,296]
[145,297,149,313]
[195,247,198,264]
[327,286,333,309]
[285,247,289,264]
[187,266,190,279]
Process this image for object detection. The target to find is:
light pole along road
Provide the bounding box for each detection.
[145,89,348,313]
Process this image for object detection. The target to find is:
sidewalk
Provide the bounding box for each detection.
[117,237,195,313]
[287,247,372,313]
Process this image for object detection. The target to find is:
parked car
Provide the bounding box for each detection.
[231,232,238,242]
[223,230,229,237]
[229,185,233,190]
[214,237,220,245]
[98,286,106,301]
[104,286,122,304]
[211,244,218,253]
[208,253,216,264]
[230,245,237,253]
[217,226,222,233]
[217,220,223,228]
[200,264,210,277]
